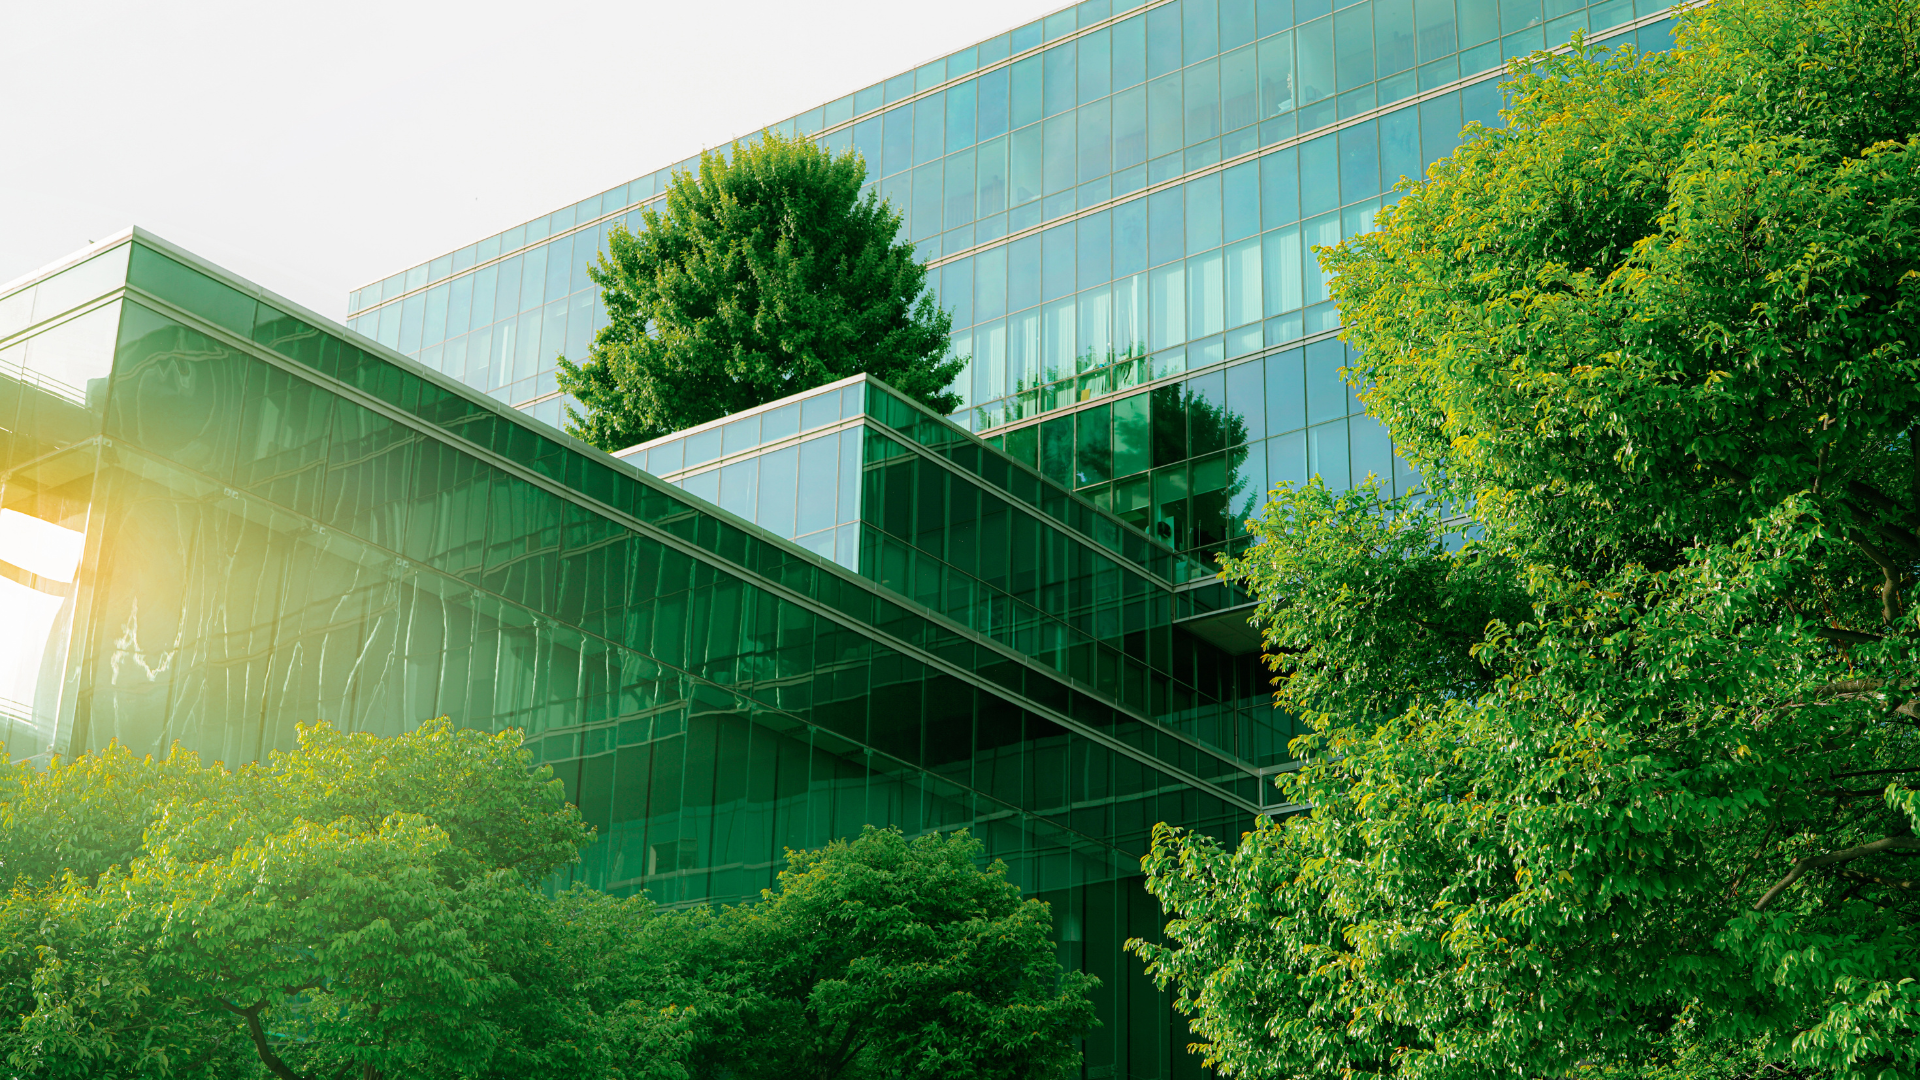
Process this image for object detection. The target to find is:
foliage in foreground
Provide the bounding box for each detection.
[1131,0,1920,1077]
[557,130,962,450]
[0,723,1091,1080]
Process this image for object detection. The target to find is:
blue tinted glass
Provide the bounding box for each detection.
[1297,17,1335,101]
[1113,198,1148,278]
[1148,74,1181,160]
[1012,20,1043,53]
[883,105,914,175]
[1305,337,1348,423]
[853,117,883,172]
[1223,160,1260,241]
[800,387,841,430]
[1225,357,1265,439]
[1501,0,1542,33]
[1259,0,1295,35]
[685,426,722,467]
[1186,59,1222,143]
[949,45,979,77]
[1420,90,1463,163]
[855,83,883,115]
[1113,14,1147,88]
[1186,174,1223,254]
[1079,28,1112,102]
[1012,56,1043,128]
[796,434,839,534]
[825,95,855,125]
[1007,234,1042,312]
[650,438,684,474]
[978,137,1008,217]
[1114,84,1147,168]
[1379,105,1421,188]
[758,445,799,535]
[1043,115,1076,195]
[946,151,977,233]
[1300,134,1340,215]
[885,71,915,104]
[1460,0,1498,42]
[980,32,1011,65]
[1044,44,1077,117]
[978,68,1011,141]
[947,82,978,152]
[1222,0,1258,47]
[976,245,1009,320]
[1339,120,1381,202]
[544,234,573,299]
[1078,209,1113,290]
[916,96,946,163]
[945,258,975,327]
[1267,346,1306,432]
[913,162,944,240]
[1268,429,1307,487]
[1042,223,1076,300]
[917,59,946,92]
[763,401,801,442]
[1376,0,1417,72]
[1185,0,1221,65]
[1148,187,1184,266]
[1147,3,1182,77]
[1011,126,1043,206]
[1461,77,1503,129]
[1079,101,1112,183]
[1335,2,1375,90]
[722,413,760,456]
[1044,7,1077,40]
[719,458,757,518]
[448,275,474,335]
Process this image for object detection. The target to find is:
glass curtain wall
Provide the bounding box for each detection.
[342,0,1678,434]
[4,230,1271,1078]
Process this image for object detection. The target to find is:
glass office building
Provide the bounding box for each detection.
[2,229,1291,1078]
[343,0,1678,564]
[0,0,1681,1074]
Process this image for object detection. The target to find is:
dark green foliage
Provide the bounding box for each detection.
[1131,0,1920,1077]
[0,737,1088,1080]
[676,827,1097,1080]
[558,132,962,450]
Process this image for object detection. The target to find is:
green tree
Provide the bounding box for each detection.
[678,827,1097,1080]
[1130,0,1920,1076]
[0,720,693,1080]
[558,132,962,450]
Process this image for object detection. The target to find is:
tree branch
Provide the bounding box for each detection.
[1849,532,1907,624]
[1752,837,1920,911]
[215,999,311,1080]
[1816,626,1883,646]
[1839,868,1918,891]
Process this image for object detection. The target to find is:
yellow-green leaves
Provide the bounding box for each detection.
[1141,0,1920,1076]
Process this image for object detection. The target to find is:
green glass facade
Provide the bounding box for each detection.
[342,0,1677,562]
[1,230,1289,1078]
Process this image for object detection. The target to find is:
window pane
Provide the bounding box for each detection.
[1187,250,1224,340]
[1262,226,1302,315]
[1149,263,1186,351]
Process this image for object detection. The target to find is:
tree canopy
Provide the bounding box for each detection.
[677,826,1097,1080]
[0,720,692,1080]
[557,131,962,451]
[0,729,1092,1080]
[1131,0,1920,1077]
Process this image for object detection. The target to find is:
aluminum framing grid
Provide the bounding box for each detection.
[348,1,1686,319]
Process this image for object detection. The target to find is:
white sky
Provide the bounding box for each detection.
[0,0,1050,321]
